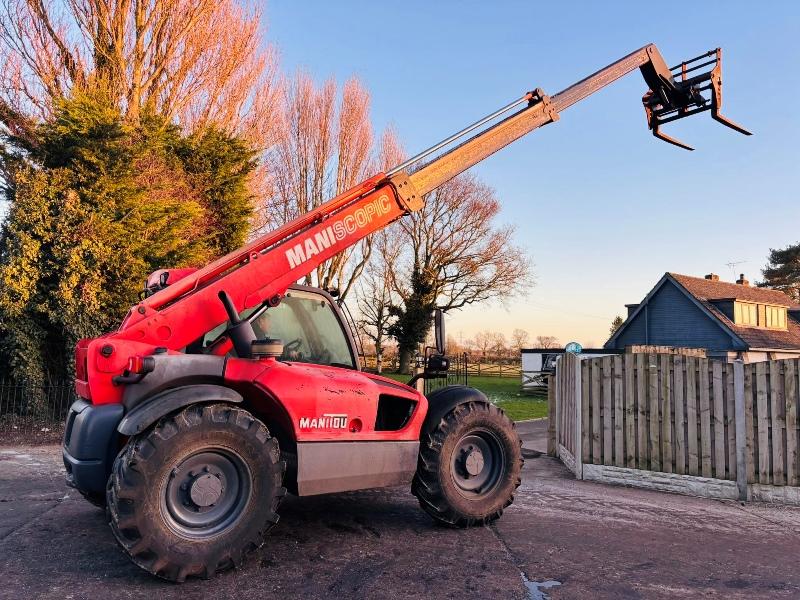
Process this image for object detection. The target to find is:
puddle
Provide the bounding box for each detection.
[522,574,561,600]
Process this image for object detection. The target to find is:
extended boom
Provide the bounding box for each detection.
[76,43,749,404]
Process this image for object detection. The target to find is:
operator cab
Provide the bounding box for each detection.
[188,285,359,370]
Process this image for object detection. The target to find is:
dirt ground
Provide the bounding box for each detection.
[2,420,800,599]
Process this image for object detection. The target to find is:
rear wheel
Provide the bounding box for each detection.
[106,403,285,582]
[412,402,522,527]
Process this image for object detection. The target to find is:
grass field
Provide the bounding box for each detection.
[381,373,547,422]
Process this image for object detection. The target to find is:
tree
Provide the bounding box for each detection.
[0,0,278,135]
[387,174,532,372]
[535,335,559,349]
[489,332,508,361]
[472,331,494,358]
[510,328,530,353]
[356,232,398,374]
[264,73,399,300]
[760,242,800,303]
[609,315,624,336]
[0,94,256,386]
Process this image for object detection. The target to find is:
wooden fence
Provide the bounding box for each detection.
[555,352,581,475]
[466,362,522,377]
[359,356,521,378]
[553,353,800,503]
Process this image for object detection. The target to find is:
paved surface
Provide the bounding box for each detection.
[2,420,800,599]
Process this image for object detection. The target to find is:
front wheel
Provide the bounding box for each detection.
[412,402,522,527]
[106,403,286,582]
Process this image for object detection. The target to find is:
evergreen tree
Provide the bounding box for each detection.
[0,94,256,387]
[761,243,800,303]
[610,315,625,336]
[387,269,438,373]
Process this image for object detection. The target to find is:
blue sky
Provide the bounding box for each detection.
[266,1,799,347]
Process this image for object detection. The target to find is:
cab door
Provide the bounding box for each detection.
[248,286,382,442]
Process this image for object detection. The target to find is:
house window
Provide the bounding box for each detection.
[765,305,787,329]
[734,302,757,326]
[734,302,788,329]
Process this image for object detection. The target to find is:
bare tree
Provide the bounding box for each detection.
[510,328,530,354]
[356,231,398,374]
[535,335,560,349]
[264,73,399,300]
[0,0,279,136]
[472,331,493,358]
[489,332,508,361]
[0,0,281,224]
[387,173,532,372]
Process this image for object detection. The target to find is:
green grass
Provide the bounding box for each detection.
[380,373,547,422]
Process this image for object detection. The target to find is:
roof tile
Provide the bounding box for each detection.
[670,273,800,350]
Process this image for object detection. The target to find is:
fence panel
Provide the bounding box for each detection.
[0,379,76,441]
[577,354,745,482]
[563,355,800,494]
[556,353,580,475]
[739,358,800,487]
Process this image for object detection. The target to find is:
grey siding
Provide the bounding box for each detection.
[608,281,740,351]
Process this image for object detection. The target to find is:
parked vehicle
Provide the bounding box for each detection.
[62,44,748,581]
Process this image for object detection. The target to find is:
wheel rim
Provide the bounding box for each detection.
[162,448,251,539]
[450,428,505,499]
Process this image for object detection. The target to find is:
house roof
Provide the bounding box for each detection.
[669,274,800,351]
[669,273,799,307]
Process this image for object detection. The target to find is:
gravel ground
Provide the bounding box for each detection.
[1,420,800,599]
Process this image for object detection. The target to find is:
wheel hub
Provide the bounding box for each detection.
[463,447,485,477]
[189,473,223,507]
[162,449,251,539]
[450,430,505,499]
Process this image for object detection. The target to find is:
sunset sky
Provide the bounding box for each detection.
[271,2,799,348]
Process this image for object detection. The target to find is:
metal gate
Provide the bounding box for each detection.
[425,353,469,395]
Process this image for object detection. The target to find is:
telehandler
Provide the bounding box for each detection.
[62,44,749,581]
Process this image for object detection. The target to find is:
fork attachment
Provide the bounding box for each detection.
[640,47,751,150]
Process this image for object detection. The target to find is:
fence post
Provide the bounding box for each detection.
[574,355,583,479]
[733,359,747,501]
[554,357,561,459]
[547,374,556,456]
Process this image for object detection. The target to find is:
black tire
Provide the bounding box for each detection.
[412,401,522,527]
[106,403,286,582]
[79,489,107,508]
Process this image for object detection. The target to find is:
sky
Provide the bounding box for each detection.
[265,1,800,349]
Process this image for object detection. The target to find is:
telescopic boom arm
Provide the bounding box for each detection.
[389,44,750,205]
[81,43,749,403]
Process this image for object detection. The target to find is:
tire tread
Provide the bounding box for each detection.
[107,403,285,582]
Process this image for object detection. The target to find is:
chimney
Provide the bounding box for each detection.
[705,273,719,281]
[736,273,750,286]
[625,303,639,318]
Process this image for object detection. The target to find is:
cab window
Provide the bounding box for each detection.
[250,290,355,368]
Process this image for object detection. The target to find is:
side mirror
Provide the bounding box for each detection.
[434,308,446,355]
[425,353,449,375]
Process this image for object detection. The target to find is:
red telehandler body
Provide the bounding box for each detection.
[61,44,749,581]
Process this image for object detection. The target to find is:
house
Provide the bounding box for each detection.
[605,272,800,362]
